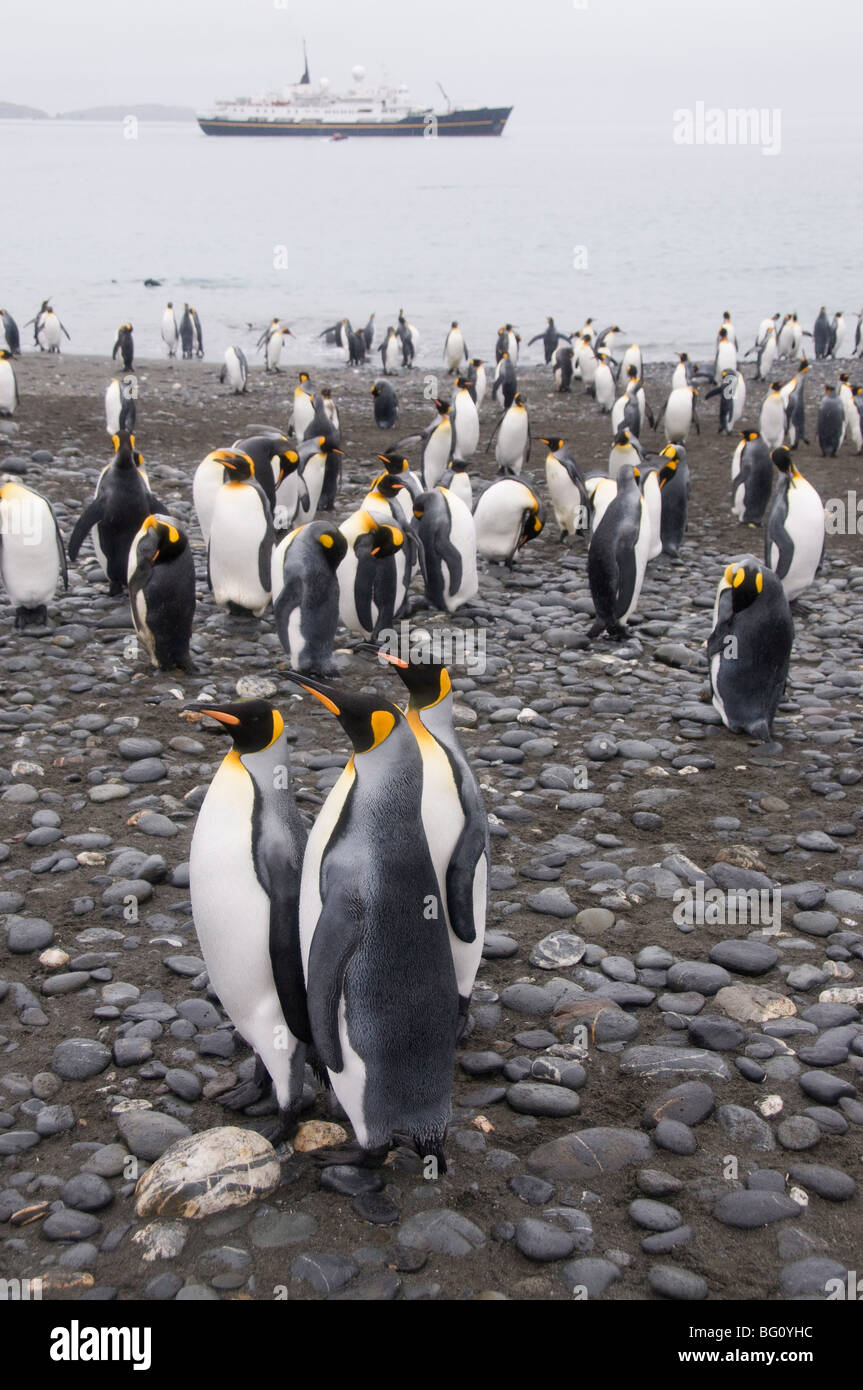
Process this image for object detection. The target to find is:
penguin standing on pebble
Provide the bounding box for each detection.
[179,304,195,359]
[656,444,690,559]
[161,303,178,357]
[759,381,787,451]
[542,436,589,541]
[220,346,249,394]
[765,447,825,601]
[0,479,67,626]
[708,558,793,742]
[587,464,648,638]
[187,698,310,1142]
[411,487,478,613]
[378,326,402,375]
[69,432,163,595]
[207,452,274,616]
[781,358,809,449]
[0,310,21,356]
[731,432,773,526]
[553,345,574,393]
[271,521,347,676]
[127,514,196,672]
[286,670,458,1171]
[444,322,468,374]
[372,643,489,1038]
[337,509,409,638]
[488,392,530,475]
[528,316,570,365]
[706,368,745,434]
[491,354,517,409]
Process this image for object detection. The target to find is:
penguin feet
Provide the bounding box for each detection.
[217,1078,268,1112]
[108,581,124,597]
[254,1107,300,1148]
[14,605,48,630]
[314,1142,391,1170]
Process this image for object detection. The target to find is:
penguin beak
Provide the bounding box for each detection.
[356,640,409,670]
[182,703,241,727]
[282,670,341,716]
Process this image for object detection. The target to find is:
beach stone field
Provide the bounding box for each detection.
[1,350,861,1303]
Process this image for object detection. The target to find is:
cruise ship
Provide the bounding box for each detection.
[196,48,512,139]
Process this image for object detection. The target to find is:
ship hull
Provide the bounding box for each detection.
[197,106,512,137]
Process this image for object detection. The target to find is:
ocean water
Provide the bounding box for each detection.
[1,115,861,369]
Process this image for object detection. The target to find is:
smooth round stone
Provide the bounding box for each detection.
[735,1058,766,1082]
[42,1209,103,1241]
[514,1217,576,1262]
[654,1120,697,1156]
[118,738,164,760]
[460,1052,504,1077]
[648,1265,708,1300]
[509,1175,554,1206]
[118,1111,192,1162]
[134,1127,279,1217]
[122,759,167,784]
[575,908,615,932]
[42,972,91,996]
[6,917,55,953]
[687,1017,745,1051]
[353,1191,400,1225]
[629,1199,682,1232]
[482,932,518,959]
[776,1115,821,1150]
[641,1226,693,1255]
[164,1069,203,1102]
[529,931,586,970]
[787,1164,856,1201]
[667,962,731,996]
[59,1174,114,1212]
[779,1257,848,1297]
[506,1083,580,1118]
[708,941,778,976]
[637,1169,683,1198]
[248,1208,318,1247]
[644,1082,715,1128]
[559,1257,621,1297]
[35,1105,75,1137]
[113,1039,153,1067]
[793,911,840,938]
[712,1190,801,1228]
[799,1071,856,1104]
[51,1039,111,1081]
[397,1209,486,1257]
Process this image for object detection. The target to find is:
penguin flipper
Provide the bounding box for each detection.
[305,887,364,1072]
[68,498,104,561]
[268,887,312,1046]
[45,498,68,589]
[435,525,463,600]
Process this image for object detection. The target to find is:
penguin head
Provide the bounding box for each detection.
[369,471,405,501]
[367,643,453,711]
[612,427,631,448]
[433,399,450,415]
[0,349,11,361]
[274,448,300,485]
[741,430,759,442]
[541,437,565,452]
[513,393,526,408]
[769,380,783,392]
[448,459,469,474]
[469,358,485,368]
[677,352,689,362]
[376,452,409,474]
[313,524,348,568]
[138,514,187,564]
[212,449,255,482]
[823,385,836,395]
[111,431,144,469]
[771,447,799,478]
[184,699,284,755]
[720,561,764,613]
[283,672,403,755]
[627,364,639,380]
[718,328,728,340]
[451,320,459,328]
[799,358,810,373]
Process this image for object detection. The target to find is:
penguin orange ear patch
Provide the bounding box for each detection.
[755,571,763,593]
[723,564,734,584]
[319,533,334,549]
[733,568,746,588]
[168,526,180,544]
[111,434,120,451]
[370,710,395,747]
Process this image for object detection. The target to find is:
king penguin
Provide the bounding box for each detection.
[127,515,196,672]
[286,671,458,1170]
[271,521,347,676]
[707,558,793,742]
[765,447,825,601]
[411,486,478,613]
[542,436,589,541]
[656,444,690,559]
[587,464,648,638]
[69,432,163,595]
[473,478,543,566]
[731,432,773,526]
[0,479,68,626]
[207,452,274,616]
[371,642,489,1038]
[187,698,310,1141]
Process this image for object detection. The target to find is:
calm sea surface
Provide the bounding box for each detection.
[2,115,860,367]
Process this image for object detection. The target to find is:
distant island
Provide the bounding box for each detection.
[0,101,196,121]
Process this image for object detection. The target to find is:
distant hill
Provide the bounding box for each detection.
[56,105,197,122]
[0,102,49,119]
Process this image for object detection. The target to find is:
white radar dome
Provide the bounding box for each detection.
[319,77,330,91]
[352,65,365,83]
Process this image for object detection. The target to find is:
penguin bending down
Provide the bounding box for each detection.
[657,444,690,558]
[286,672,458,1170]
[128,515,196,671]
[708,558,793,742]
[372,379,399,429]
[371,644,489,1038]
[207,452,274,616]
[473,478,543,566]
[0,479,68,627]
[731,432,773,525]
[765,448,825,601]
[542,436,589,540]
[69,432,164,595]
[271,521,347,675]
[587,464,648,638]
[187,699,310,1141]
[220,346,249,394]
[337,509,409,638]
[411,486,478,613]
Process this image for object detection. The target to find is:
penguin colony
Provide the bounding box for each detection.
[0,297,859,1170]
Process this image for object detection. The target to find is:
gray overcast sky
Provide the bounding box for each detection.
[3,0,862,120]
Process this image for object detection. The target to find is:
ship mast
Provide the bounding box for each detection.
[299,39,310,86]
